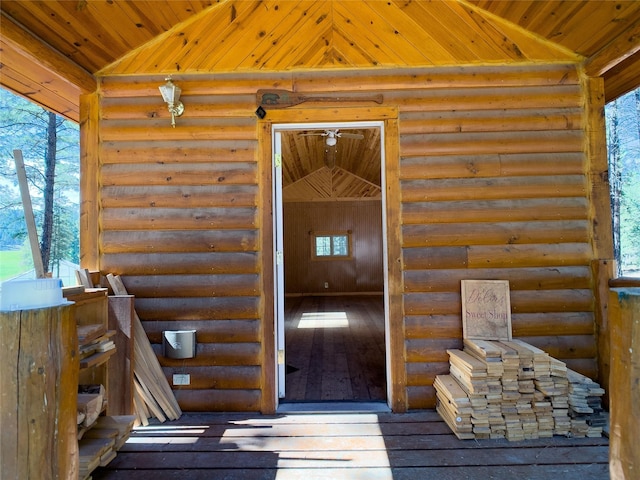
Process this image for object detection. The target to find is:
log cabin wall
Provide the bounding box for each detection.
[97,75,264,411]
[396,64,595,409]
[283,201,384,295]
[93,62,602,412]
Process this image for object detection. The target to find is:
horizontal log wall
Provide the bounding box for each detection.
[95,63,599,412]
[391,64,595,409]
[98,76,264,412]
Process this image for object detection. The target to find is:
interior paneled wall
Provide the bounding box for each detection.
[93,63,601,411]
[283,201,384,294]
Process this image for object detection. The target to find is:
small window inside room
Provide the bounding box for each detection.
[313,232,351,259]
[605,86,640,277]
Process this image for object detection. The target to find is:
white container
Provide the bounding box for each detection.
[0,278,69,311]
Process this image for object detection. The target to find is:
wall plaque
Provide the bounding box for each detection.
[461,280,512,340]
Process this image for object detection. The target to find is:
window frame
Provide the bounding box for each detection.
[311,231,353,261]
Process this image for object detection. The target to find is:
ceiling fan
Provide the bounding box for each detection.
[299,129,364,146]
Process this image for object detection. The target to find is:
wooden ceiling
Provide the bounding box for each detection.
[281,128,382,202]
[3,1,638,200]
[2,0,640,122]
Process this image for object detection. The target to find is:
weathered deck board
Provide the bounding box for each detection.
[93,411,609,479]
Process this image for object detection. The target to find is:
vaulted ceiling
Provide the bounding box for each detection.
[2,0,640,123]
[281,127,382,201]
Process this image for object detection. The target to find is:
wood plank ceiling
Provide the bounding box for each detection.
[99,0,575,74]
[3,0,639,198]
[2,0,640,120]
[2,1,640,116]
[281,127,382,201]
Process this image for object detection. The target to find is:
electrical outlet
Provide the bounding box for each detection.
[324,282,329,288]
[173,374,190,385]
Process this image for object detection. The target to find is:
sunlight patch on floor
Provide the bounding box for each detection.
[132,425,208,434]
[297,311,349,328]
[126,425,208,444]
[273,419,392,478]
[125,436,200,444]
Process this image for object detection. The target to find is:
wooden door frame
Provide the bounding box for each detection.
[258,106,405,413]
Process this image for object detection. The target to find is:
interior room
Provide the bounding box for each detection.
[278,126,386,403]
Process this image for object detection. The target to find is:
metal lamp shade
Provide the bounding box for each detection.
[159,79,181,104]
[158,77,184,127]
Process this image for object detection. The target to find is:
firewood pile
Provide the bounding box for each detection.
[435,338,606,441]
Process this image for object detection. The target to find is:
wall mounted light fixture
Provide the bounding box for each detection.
[158,76,184,127]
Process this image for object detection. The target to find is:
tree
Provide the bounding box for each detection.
[41,111,57,270]
[0,88,79,273]
[607,98,621,270]
[606,87,640,275]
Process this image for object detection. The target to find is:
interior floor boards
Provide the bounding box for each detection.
[283,295,386,403]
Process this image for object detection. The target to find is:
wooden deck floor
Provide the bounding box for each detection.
[92,410,609,479]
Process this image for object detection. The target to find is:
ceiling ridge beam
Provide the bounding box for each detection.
[284,166,331,190]
[584,16,640,77]
[332,166,381,191]
[0,12,96,93]
[458,0,582,62]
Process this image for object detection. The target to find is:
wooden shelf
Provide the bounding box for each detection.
[77,323,107,346]
[79,347,117,370]
[71,288,122,479]
[79,437,115,479]
[1,288,134,480]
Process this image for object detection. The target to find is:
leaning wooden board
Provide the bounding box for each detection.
[106,274,181,423]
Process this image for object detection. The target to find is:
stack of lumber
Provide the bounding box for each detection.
[78,415,136,480]
[434,375,474,440]
[462,339,505,438]
[106,273,182,426]
[76,270,182,426]
[77,325,117,369]
[567,369,607,437]
[77,384,105,430]
[445,349,492,438]
[435,338,606,442]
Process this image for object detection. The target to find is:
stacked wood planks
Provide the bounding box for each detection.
[567,369,607,437]
[78,415,136,480]
[75,271,182,425]
[435,338,605,441]
[434,375,474,439]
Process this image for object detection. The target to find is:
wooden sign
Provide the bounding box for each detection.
[461,280,512,340]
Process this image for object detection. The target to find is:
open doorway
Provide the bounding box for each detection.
[272,121,388,407]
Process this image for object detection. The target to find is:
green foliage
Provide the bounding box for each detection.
[620,171,640,267]
[0,250,29,281]
[0,88,79,273]
[606,88,640,275]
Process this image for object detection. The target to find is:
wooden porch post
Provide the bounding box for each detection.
[79,92,101,271]
[608,289,640,480]
[583,74,615,395]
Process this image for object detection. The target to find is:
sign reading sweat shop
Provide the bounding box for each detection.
[461,280,512,340]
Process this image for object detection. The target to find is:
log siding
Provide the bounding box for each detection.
[91,63,603,412]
